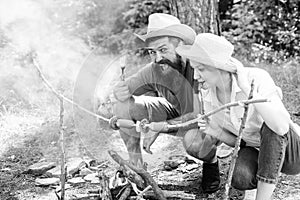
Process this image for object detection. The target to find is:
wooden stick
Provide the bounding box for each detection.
[98,170,113,200]
[33,53,67,200]
[224,80,255,199]
[129,190,196,200]
[166,98,268,130]
[59,98,67,200]
[108,150,166,200]
[31,55,109,122]
[118,185,131,200]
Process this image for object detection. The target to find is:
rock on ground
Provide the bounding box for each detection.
[27,161,56,176]
[35,178,60,186]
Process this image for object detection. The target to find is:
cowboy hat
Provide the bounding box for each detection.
[135,13,196,45]
[176,33,239,72]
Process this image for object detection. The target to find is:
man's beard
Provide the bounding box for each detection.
[155,54,184,74]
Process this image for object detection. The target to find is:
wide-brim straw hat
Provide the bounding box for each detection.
[176,33,239,72]
[135,13,196,45]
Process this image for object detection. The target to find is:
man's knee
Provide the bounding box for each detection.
[113,98,148,121]
[183,129,217,162]
[232,147,258,190]
[113,99,132,119]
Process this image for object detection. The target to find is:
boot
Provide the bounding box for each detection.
[201,160,221,193]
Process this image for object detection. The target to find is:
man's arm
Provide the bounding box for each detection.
[126,63,155,96]
[113,64,155,101]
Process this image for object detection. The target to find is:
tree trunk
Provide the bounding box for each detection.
[169,0,221,35]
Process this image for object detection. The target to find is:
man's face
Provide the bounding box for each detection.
[146,37,182,72]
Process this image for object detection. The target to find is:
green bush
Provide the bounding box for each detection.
[222,0,300,63]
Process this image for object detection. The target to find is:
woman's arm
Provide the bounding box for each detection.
[204,121,237,147]
[236,67,290,135]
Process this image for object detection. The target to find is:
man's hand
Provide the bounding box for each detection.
[113,81,131,102]
[143,131,160,154]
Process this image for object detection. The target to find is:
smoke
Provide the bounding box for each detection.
[0,0,90,110]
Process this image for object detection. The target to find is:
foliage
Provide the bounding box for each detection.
[99,0,171,54]
[122,0,170,29]
[222,0,300,63]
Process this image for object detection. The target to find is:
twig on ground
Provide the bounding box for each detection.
[137,185,152,199]
[108,150,166,200]
[224,80,255,199]
[118,184,132,200]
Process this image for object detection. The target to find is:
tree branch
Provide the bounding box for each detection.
[224,79,255,199]
[59,98,67,200]
[165,98,269,130]
[31,54,109,122]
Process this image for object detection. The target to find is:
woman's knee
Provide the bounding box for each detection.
[183,129,216,162]
[183,129,198,154]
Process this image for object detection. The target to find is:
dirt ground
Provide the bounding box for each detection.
[1,106,300,200]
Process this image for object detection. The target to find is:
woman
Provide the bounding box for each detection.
[176,33,300,200]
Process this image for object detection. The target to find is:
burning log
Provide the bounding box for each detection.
[108,150,166,200]
[98,170,113,200]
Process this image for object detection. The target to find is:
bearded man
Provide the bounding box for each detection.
[113,13,220,193]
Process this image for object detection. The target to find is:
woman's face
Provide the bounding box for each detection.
[190,60,221,88]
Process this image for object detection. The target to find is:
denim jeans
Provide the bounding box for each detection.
[232,123,300,190]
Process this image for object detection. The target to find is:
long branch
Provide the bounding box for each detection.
[59,98,66,200]
[166,98,269,130]
[224,80,255,199]
[31,55,109,122]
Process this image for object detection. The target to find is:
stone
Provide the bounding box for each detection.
[27,162,56,176]
[46,157,86,177]
[35,178,60,186]
[67,158,86,176]
[83,157,96,167]
[91,178,100,184]
[217,143,232,158]
[1,168,11,172]
[46,166,61,177]
[164,160,181,169]
[55,184,72,192]
[84,173,98,182]
[68,177,85,185]
[79,167,93,176]
[184,163,199,171]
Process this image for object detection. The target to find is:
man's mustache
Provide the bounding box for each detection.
[155,58,182,72]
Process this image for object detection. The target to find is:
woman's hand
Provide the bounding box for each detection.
[197,114,207,131]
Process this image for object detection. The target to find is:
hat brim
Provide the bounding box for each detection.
[176,45,207,64]
[135,24,196,45]
[176,45,237,73]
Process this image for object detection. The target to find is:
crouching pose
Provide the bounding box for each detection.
[113,13,221,193]
[176,33,300,200]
